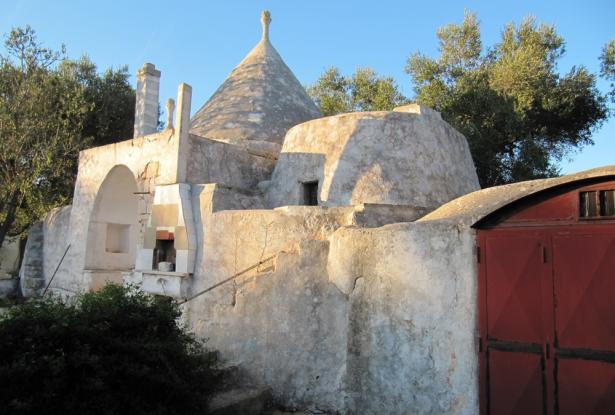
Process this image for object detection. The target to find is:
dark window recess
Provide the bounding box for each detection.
[153,231,176,270]
[302,181,319,206]
[580,190,615,218]
[580,191,599,218]
[602,190,615,216]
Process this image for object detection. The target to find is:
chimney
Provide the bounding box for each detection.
[134,63,161,137]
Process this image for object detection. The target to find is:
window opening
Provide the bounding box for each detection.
[580,190,615,218]
[153,231,176,271]
[601,190,615,216]
[302,181,319,206]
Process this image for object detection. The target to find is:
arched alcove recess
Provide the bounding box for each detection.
[85,165,139,271]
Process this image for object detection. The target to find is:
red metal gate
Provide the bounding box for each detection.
[477,180,615,415]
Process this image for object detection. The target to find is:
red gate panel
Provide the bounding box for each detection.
[553,232,615,351]
[485,234,546,343]
[489,350,544,415]
[478,179,615,414]
[558,359,615,415]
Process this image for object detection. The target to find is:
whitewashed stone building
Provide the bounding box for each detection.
[19,11,615,415]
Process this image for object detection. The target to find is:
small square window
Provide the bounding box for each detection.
[302,181,318,206]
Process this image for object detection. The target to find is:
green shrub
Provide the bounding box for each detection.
[0,284,221,415]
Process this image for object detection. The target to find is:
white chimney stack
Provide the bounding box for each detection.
[133,63,161,137]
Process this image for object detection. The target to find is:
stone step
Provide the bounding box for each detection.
[209,386,271,415]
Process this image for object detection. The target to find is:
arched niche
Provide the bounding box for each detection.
[85,165,139,271]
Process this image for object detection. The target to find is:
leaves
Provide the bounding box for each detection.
[0,27,135,247]
[0,284,221,415]
[3,26,65,72]
[0,31,88,245]
[60,57,135,146]
[600,37,615,103]
[307,66,407,116]
[406,12,608,187]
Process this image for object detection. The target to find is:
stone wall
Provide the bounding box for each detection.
[266,110,480,209]
[185,206,356,411]
[328,222,478,414]
[187,134,276,190]
[19,206,72,296]
[0,237,21,297]
[185,205,479,414]
[19,222,44,296]
[42,206,72,293]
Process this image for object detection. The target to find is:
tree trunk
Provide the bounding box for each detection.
[0,191,21,249]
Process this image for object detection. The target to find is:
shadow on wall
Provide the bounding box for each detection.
[327,113,468,208]
[327,117,393,206]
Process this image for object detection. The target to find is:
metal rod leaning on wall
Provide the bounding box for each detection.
[42,244,71,296]
[178,254,276,305]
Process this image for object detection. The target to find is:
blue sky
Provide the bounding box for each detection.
[2,0,613,173]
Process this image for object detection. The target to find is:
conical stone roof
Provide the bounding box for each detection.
[190,11,321,145]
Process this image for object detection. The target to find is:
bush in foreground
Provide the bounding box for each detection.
[0,284,220,415]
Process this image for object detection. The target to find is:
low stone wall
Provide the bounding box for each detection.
[186,206,357,411]
[20,206,72,297]
[186,206,479,414]
[187,240,348,412]
[42,206,73,291]
[328,221,478,414]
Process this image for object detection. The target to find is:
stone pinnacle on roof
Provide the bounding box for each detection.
[261,10,271,41]
[190,10,321,145]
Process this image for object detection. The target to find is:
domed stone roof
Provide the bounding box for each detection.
[190,11,321,145]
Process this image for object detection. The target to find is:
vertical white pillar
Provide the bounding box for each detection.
[134,63,161,137]
[174,83,192,183]
[175,83,192,136]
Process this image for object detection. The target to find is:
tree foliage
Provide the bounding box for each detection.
[406,12,608,187]
[307,66,407,116]
[0,26,88,247]
[0,27,135,248]
[60,57,135,146]
[0,284,221,415]
[600,37,615,103]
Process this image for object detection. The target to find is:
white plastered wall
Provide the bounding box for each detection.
[58,129,182,293]
[54,84,193,294]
